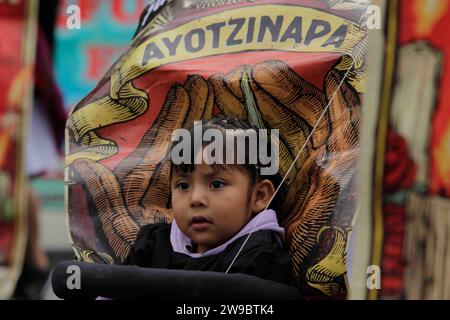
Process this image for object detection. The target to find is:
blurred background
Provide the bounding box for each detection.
[0,0,148,299]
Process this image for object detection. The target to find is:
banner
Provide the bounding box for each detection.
[0,0,38,300]
[66,0,368,298]
[351,0,450,300]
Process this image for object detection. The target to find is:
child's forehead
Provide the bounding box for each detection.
[172,163,245,177]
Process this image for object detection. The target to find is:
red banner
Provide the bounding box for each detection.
[0,0,37,300]
[353,0,450,300]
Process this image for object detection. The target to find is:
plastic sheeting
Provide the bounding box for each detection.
[66,0,369,298]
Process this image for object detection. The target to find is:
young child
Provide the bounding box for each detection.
[126,117,292,285]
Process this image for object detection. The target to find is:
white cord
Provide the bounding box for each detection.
[225,58,356,274]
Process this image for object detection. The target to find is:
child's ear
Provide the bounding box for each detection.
[251,179,276,214]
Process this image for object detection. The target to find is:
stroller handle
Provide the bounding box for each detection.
[51,260,303,300]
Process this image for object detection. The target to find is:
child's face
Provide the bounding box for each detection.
[171,163,259,254]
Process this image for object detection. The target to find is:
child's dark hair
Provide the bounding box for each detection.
[169,116,283,211]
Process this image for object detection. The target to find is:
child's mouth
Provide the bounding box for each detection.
[190,215,212,231]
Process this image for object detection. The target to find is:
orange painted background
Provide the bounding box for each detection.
[399,0,450,197]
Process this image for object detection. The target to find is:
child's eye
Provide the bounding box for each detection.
[210,180,225,189]
[175,182,190,191]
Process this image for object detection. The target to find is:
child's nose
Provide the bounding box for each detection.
[190,185,208,208]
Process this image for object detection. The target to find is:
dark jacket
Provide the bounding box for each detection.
[126,223,293,285]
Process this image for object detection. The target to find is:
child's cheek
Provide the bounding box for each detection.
[171,193,184,214]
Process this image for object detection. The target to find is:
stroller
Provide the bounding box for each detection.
[52,0,366,300]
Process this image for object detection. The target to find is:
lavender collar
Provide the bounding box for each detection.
[170,209,285,258]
